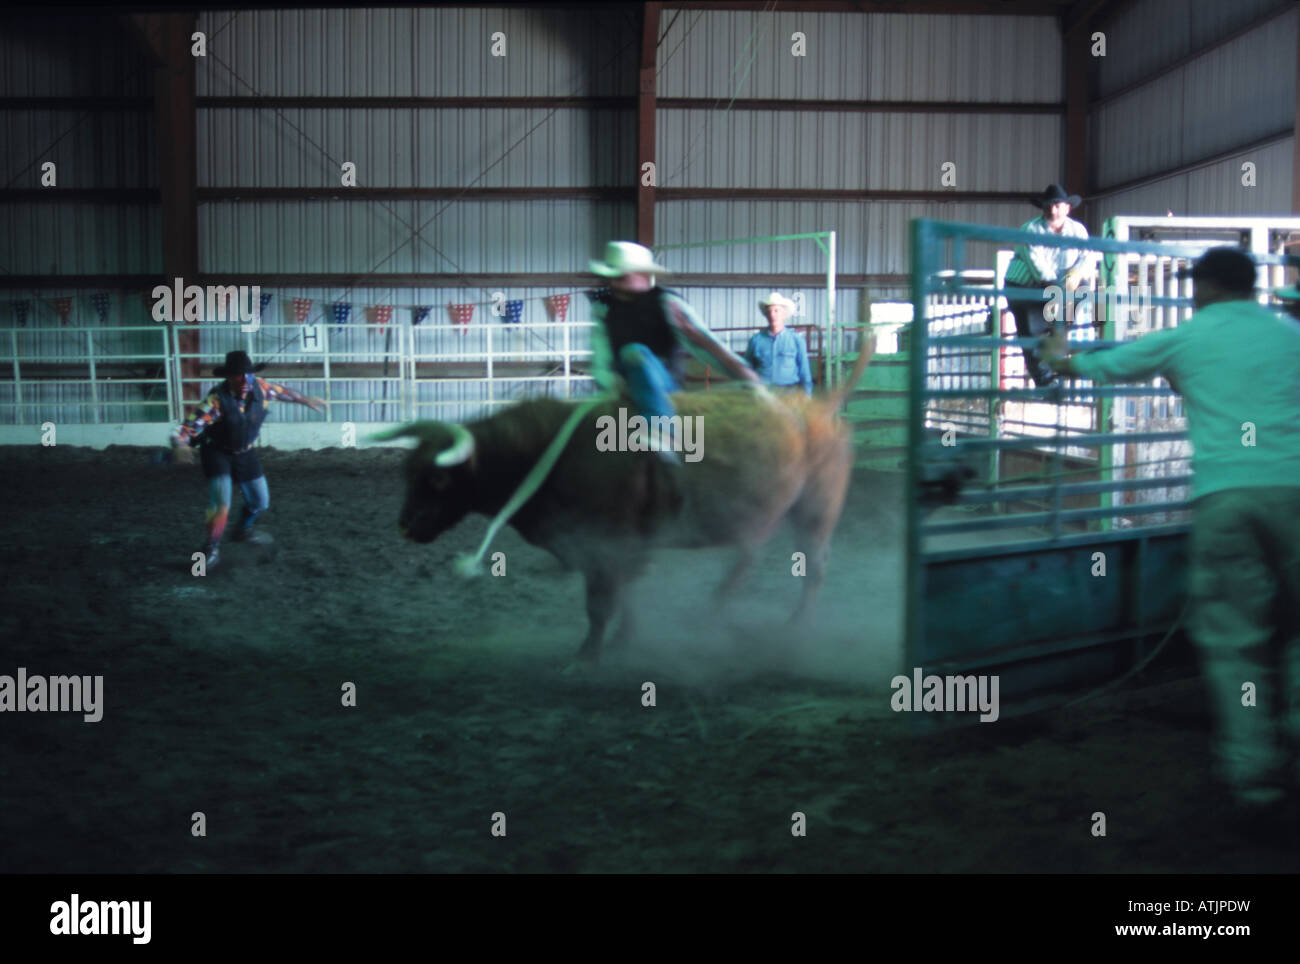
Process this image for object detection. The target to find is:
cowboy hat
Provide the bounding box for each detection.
[588,241,670,278]
[1174,247,1257,292]
[1030,183,1082,209]
[759,292,797,312]
[1275,285,1300,300]
[213,350,265,376]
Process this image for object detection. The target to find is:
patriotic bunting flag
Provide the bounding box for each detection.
[225,288,239,316]
[448,302,474,335]
[543,294,570,323]
[504,299,524,324]
[260,292,274,319]
[413,306,432,327]
[585,286,612,307]
[91,292,111,323]
[370,304,393,336]
[331,302,352,332]
[53,297,73,326]
[13,300,30,328]
[292,297,313,324]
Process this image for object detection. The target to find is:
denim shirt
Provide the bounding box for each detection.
[745,328,813,394]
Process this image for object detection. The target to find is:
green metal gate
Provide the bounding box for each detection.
[901,218,1280,721]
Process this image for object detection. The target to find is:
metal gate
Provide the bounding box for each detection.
[905,217,1299,722]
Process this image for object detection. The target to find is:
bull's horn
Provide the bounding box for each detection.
[435,423,476,467]
[368,424,418,443]
[368,421,454,445]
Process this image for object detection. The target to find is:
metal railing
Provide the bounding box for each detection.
[904,216,1300,714]
[0,317,600,427]
[0,325,172,425]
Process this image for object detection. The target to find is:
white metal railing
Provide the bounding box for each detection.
[0,325,172,425]
[1,318,599,427]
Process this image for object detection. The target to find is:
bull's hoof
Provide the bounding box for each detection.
[561,653,599,676]
[573,641,602,664]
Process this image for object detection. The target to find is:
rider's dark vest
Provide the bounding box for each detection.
[208,378,267,452]
[602,288,687,383]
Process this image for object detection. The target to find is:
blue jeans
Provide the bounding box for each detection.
[206,474,270,544]
[616,344,679,419]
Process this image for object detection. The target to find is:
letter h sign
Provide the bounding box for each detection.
[300,323,322,353]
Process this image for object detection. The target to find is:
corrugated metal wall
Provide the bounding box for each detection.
[656,11,1062,102]
[1,12,162,425]
[1095,0,1289,98]
[1092,138,1296,224]
[25,7,1252,427]
[191,6,639,424]
[656,10,1063,270]
[1091,0,1296,219]
[194,8,638,98]
[1,13,157,275]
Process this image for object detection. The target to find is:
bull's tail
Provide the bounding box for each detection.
[826,322,877,411]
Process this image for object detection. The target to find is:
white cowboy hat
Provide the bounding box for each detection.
[588,241,670,278]
[759,292,797,312]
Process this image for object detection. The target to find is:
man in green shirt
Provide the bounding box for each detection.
[1042,247,1300,820]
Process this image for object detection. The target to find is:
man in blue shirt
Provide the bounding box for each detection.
[745,293,813,395]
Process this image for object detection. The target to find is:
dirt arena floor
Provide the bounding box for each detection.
[1,443,1296,874]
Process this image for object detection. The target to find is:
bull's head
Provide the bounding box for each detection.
[372,421,477,542]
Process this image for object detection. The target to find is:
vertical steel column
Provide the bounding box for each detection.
[827,230,837,390]
[486,324,494,409]
[322,321,333,423]
[87,331,100,424]
[400,320,410,423]
[133,14,199,411]
[1063,18,1090,217]
[1293,18,1300,217]
[162,324,175,425]
[1250,226,1269,302]
[11,329,23,425]
[562,320,572,399]
[635,3,661,248]
[1098,219,1127,531]
[905,219,934,672]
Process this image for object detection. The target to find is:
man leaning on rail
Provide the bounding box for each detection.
[1041,246,1300,835]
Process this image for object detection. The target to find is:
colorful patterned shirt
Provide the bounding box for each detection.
[171,374,306,446]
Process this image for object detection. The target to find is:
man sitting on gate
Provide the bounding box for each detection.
[1004,183,1097,388]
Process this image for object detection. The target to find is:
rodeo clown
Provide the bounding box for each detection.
[587,241,763,459]
[171,350,325,567]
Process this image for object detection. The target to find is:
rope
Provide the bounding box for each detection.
[1060,603,1189,708]
[453,393,611,578]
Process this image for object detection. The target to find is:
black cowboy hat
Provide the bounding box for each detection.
[1030,183,1082,209]
[1175,247,1258,293]
[213,350,265,376]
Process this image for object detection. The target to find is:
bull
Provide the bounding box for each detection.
[379,341,874,662]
